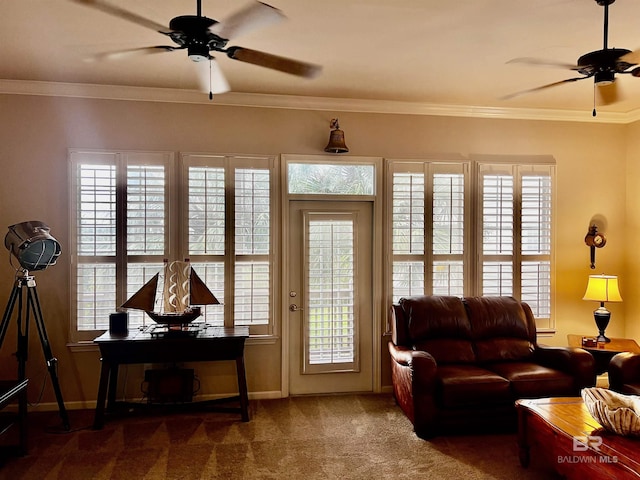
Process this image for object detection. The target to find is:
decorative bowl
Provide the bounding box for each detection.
[582,387,640,437]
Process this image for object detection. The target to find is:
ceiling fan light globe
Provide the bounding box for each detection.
[189,54,208,62]
[595,70,615,85]
[188,44,210,62]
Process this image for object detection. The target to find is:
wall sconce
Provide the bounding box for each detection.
[584,224,606,269]
[582,274,622,343]
[324,118,349,154]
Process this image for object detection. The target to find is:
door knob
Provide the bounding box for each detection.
[289,304,303,312]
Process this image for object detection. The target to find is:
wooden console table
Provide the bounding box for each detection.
[568,335,640,374]
[93,326,249,429]
[516,397,640,479]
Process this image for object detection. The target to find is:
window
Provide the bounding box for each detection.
[388,159,555,331]
[183,154,275,336]
[70,150,171,341]
[478,163,554,329]
[306,215,356,368]
[69,150,276,342]
[288,163,375,195]
[390,162,469,302]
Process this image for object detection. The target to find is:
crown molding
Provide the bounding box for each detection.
[0,79,638,124]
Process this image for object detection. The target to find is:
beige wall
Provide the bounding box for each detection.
[0,93,632,409]
[624,120,640,341]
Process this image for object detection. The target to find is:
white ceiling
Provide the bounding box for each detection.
[4,0,640,116]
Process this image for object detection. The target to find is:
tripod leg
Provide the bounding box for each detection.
[16,287,28,381]
[27,286,70,431]
[0,284,20,352]
[1,283,29,408]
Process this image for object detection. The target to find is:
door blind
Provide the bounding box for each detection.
[306,217,356,367]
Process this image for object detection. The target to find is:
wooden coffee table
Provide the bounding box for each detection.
[568,335,640,375]
[516,397,640,479]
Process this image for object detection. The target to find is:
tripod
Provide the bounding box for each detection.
[0,270,70,431]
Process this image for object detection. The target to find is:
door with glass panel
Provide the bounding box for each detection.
[288,201,373,394]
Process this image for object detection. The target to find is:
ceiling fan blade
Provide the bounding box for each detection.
[84,46,178,62]
[210,1,285,40]
[194,59,230,95]
[507,57,580,71]
[500,76,589,100]
[226,46,321,78]
[71,0,171,34]
[620,49,640,65]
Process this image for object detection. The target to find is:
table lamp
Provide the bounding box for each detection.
[582,274,622,343]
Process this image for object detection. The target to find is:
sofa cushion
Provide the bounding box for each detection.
[437,364,511,408]
[463,296,535,363]
[487,362,575,398]
[400,296,476,364]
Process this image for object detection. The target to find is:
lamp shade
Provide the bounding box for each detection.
[582,274,623,303]
[4,221,61,271]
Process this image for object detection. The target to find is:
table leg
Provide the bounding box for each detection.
[235,354,250,422]
[93,358,111,430]
[517,406,531,467]
[106,363,119,411]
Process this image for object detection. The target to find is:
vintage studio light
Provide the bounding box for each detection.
[0,220,69,430]
[4,221,61,271]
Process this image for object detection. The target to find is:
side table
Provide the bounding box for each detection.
[93,326,250,429]
[567,335,640,375]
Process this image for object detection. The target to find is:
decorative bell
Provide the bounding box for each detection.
[324,118,349,154]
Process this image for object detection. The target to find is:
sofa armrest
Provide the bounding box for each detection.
[609,352,640,393]
[388,341,439,437]
[534,346,596,389]
[388,342,414,366]
[388,343,438,387]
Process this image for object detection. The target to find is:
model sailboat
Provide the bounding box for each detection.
[121,260,219,325]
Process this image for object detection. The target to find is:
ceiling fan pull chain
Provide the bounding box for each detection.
[593,84,597,117]
[209,60,213,101]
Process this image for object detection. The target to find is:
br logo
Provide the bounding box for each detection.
[573,435,603,452]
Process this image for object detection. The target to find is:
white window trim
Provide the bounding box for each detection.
[69,149,279,343]
[473,158,556,332]
[180,153,279,337]
[385,156,556,333]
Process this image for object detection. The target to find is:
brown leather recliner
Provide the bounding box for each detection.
[388,295,596,438]
[608,352,640,394]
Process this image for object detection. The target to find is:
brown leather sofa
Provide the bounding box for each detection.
[388,295,596,438]
[608,352,640,394]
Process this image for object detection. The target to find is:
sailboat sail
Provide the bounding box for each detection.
[120,260,219,325]
[120,273,158,312]
[190,268,219,305]
[163,260,190,313]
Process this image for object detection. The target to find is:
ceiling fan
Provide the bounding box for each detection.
[503,0,640,115]
[72,0,322,99]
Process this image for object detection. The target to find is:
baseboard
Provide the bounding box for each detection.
[20,390,286,413]
[19,388,392,413]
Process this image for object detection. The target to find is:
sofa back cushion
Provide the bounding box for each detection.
[399,296,475,364]
[463,296,535,363]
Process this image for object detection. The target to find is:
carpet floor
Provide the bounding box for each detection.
[0,393,560,480]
